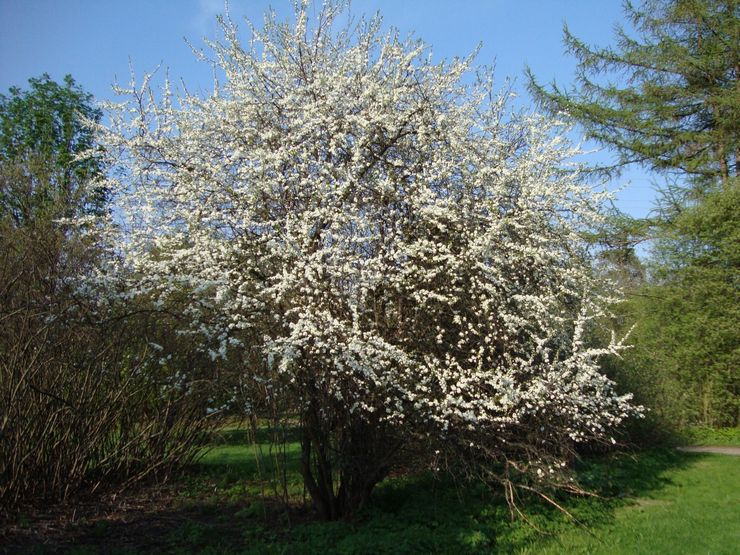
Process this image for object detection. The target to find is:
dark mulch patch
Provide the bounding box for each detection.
[1,485,169,553]
[1,486,310,554]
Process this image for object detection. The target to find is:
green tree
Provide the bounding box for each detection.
[530,0,739,427]
[529,0,738,187]
[635,185,739,426]
[0,74,104,225]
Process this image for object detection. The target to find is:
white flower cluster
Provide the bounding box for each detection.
[94,2,639,452]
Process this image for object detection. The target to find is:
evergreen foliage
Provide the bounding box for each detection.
[529,0,739,185]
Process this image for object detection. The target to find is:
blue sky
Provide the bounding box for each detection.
[0,0,657,217]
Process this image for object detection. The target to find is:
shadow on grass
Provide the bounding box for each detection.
[3,448,700,555]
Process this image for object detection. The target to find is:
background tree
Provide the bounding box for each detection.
[528,0,738,186]
[530,0,739,427]
[0,73,105,225]
[97,2,639,519]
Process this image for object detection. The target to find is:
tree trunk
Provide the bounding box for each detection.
[299,412,393,520]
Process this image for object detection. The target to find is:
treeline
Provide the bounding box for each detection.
[530,0,739,429]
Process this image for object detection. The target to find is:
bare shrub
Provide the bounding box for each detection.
[0,173,211,515]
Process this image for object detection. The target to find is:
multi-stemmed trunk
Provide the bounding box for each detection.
[299,406,395,520]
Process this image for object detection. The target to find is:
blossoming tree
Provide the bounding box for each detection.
[96,2,639,519]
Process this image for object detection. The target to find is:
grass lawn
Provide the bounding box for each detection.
[4,428,739,554]
[529,453,740,554]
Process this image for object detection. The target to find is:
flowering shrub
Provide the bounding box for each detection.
[95,1,639,518]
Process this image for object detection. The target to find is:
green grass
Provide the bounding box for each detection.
[11,429,740,554]
[169,434,740,555]
[529,453,740,554]
[179,426,304,501]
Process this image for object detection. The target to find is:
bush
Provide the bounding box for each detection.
[0,168,211,515]
[96,2,641,519]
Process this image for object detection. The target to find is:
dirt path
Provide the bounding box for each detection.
[677,446,740,456]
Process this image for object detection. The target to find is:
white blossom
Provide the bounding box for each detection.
[93,0,640,488]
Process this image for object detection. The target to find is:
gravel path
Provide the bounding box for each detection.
[677,446,740,456]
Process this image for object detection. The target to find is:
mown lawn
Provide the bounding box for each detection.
[529,452,740,554]
[5,428,739,554]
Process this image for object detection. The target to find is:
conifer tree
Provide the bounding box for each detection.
[529,0,738,187]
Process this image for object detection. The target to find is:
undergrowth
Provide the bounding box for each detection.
[5,428,739,554]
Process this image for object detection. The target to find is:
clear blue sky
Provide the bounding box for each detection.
[0,0,656,217]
